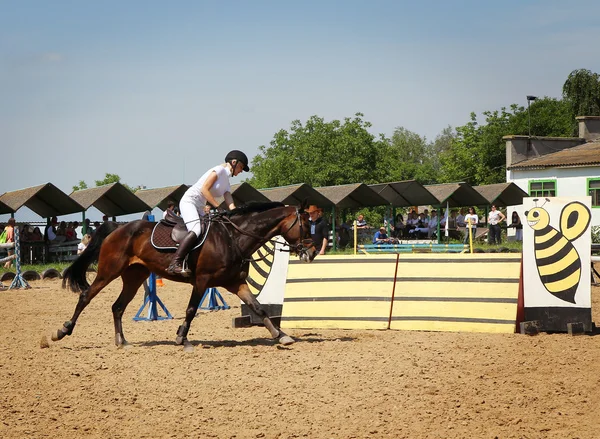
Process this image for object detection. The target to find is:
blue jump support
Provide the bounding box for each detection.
[133,214,172,321]
[133,272,173,321]
[9,229,30,290]
[199,287,230,311]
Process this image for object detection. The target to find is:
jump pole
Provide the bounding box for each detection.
[133,214,172,321]
[8,228,30,290]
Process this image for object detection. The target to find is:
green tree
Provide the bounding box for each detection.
[249,113,387,188]
[562,68,600,119]
[72,180,88,192]
[379,127,436,183]
[439,98,574,185]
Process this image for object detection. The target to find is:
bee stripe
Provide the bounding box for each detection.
[538,247,579,276]
[534,230,562,250]
[534,227,559,245]
[543,268,581,293]
[539,253,580,284]
[535,235,571,261]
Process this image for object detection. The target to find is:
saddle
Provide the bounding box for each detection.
[150,210,210,251]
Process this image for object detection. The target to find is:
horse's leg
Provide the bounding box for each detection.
[234,282,294,346]
[112,264,150,348]
[175,284,204,353]
[52,257,125,342]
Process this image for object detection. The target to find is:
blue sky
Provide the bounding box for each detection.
[2,0,600,222]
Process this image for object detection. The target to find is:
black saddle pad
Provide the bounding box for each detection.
[150,218,211,251]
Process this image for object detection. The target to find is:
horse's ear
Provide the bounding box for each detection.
[300,198,309,212]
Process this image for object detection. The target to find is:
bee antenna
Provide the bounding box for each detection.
[532,198,539,207]
[541,198,550,208]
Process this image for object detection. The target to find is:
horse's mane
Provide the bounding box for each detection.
[227,201,286,217]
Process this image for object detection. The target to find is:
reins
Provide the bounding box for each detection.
[209,208,307,263]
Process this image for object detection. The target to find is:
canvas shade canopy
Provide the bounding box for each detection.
[0,197,13,215]
[424,182,489,208]
[70,182,151,217]
[229,182,271,205]
[369,180,439,207]
[136,184,189,211]
[473,182,529,207]
[315,183,389,208]
[258,183,333,208]
[0,183,84,218]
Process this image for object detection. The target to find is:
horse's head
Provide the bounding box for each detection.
[279,205,317,263]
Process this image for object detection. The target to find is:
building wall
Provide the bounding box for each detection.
[507,166,600,230]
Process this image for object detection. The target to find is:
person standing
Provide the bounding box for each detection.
[509,211,523,242]
[167,150,249,276]
[487,205,506,245]
[3,218,15,269]
[163,200,177,219]
[307,205,328,256]
[463,207,478,244]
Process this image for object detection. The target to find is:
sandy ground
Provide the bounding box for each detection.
[1,273,600,439]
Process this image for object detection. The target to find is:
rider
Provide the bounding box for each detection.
[167,150,250,277]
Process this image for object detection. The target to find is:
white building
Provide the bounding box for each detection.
[504,116,600,230]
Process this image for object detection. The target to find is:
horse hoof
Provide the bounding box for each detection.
[51,330,62,342]
[183,340,194,353]
[279,335,295,346]
[175,336,184,346]
[116,341,132,350]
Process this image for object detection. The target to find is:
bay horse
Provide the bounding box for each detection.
[52,202,316,351]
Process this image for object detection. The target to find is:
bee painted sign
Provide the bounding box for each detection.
[523,197,592,331]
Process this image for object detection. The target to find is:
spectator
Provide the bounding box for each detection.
[410,213,429,238]
[308,205,328,256]
[355,214,368,229]
[82,218,93,236]
[427,210,439,238]
[65,221,77,241]
[373,226,391,244]
[456,208,466,227]
[463,207,478,244]
[77,234,92,255]
[487,204,506,245]
[3,218,16,269]
[30,227,43,242]
[509,211,523,242]
[163,200,177,219]
[56,221,67,239]
[45,217,67,244]
[102,215,109,222]
[392,214,405,238]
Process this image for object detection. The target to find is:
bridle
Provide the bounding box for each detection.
[210,207,314,263]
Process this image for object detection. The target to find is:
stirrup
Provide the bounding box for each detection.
[167,263,191,277]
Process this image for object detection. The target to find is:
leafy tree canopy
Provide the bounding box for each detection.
[562,68,600,118]
[72,173,142,193]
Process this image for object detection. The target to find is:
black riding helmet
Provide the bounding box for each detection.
[225,150,250,172]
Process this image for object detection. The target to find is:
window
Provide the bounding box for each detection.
[589,178,600,207]
[529,180,556,197]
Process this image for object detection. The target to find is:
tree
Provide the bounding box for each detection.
[562,68,600,119]
[378,127,436,183]
[438,98,574,185]
[248,113,388,188]
[72,173,142,193]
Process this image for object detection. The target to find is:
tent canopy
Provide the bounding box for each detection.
[230,182,271,205]
[369,180,439,207]
[473,182,529,207]
[259,183,333,208]
[0,197,13,215]
[316,183,389,208]
[0,183,83,218]
[136,184,189,211]
[70,183,151,216]
[424,183,489,208]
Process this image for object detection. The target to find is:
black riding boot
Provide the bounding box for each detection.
[167,231,197,277]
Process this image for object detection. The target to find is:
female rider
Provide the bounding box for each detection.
[167,150,250,276]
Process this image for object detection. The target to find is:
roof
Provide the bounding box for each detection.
[136,184,189,211]
[473,183,528,207]
[424,183,489,207]
[369,180,439,207]
[230,182,271,204]
[69,183,151,216]
[508,141,600,170]
[0,183,84,217]
[315,183,389,208]
[0,197,12,215]
[258,183,333,207]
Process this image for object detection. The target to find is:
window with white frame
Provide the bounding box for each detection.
[589,178,600,207]
[529,180,556,197]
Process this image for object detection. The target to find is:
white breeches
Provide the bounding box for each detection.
[179,197,204,236]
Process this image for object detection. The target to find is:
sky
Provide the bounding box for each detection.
[2,0,600,222]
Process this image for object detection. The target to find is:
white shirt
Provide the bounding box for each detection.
[464,214,478,227]
[182,165,231,207]
[488,210,503,225]
[47,226,57,241]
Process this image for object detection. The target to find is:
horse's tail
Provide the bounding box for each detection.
[62,222,121,293]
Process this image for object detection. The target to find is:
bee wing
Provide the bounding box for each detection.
[560,201,591,241]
